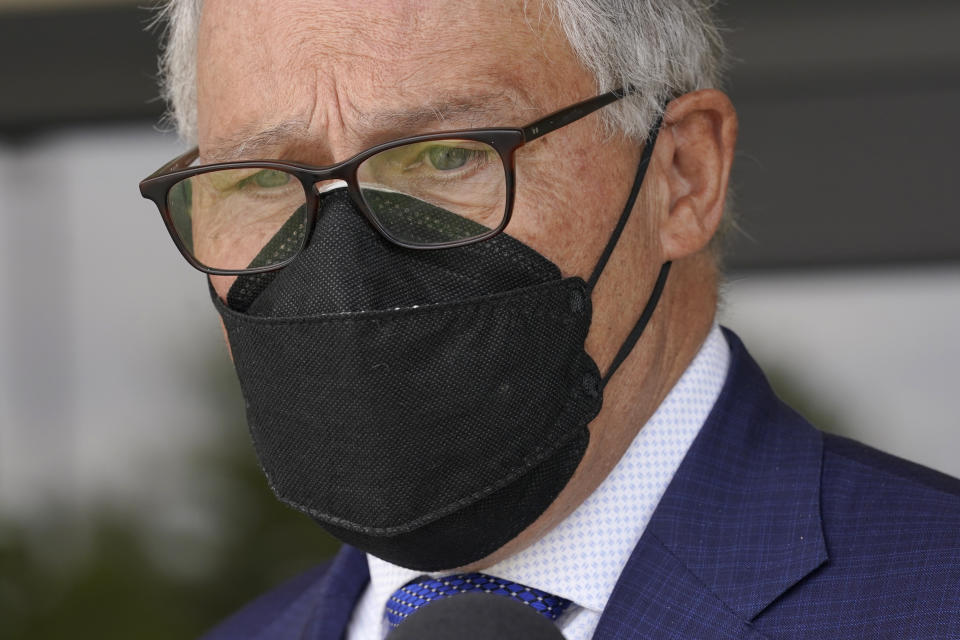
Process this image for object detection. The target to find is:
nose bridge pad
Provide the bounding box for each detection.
[314,179,348,197]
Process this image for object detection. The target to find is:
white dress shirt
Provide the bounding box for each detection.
[347,325,730,640]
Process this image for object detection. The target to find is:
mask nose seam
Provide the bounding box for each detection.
[307,186,357,246]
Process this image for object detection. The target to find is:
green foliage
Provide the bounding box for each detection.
[0,353,340,640]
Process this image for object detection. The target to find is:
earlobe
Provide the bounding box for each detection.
[655,89,738,261]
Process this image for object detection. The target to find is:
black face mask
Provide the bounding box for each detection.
[212,121,669,571]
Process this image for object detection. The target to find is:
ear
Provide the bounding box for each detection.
[651,89,738,260]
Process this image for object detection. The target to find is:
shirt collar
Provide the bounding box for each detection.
[364,324,730,616]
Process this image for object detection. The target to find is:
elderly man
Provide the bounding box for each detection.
[140,1,960,638]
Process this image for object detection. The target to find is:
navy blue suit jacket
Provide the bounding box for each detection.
[204,331,960,639]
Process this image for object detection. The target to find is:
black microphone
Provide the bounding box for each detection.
[387,592,567,640]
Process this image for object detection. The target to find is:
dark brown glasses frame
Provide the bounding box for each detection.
[140,88,633,275]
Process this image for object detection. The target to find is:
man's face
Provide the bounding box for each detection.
[196,0,688,566]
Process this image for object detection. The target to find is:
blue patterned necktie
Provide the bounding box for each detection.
[385,572,572,629]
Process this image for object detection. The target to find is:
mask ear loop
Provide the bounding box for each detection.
[586,111,664,290]
[601,261,671,388]
[581,108,672,389]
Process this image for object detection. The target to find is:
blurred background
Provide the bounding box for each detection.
[0,0,957,638]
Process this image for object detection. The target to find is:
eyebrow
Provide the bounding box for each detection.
[202,90,540,164]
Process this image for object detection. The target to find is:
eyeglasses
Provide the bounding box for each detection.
[139,88,633,275]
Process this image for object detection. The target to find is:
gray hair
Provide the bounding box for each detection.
[155,0,726,144]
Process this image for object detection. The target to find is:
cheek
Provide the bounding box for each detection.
[507,140,629,278]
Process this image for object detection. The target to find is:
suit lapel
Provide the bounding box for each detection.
[592,532,772,639]
[304,546,369,640]
[252,545,368,640]
[596,329,828,636]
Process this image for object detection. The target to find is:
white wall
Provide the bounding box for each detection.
[721,268,960,477]
[0,125,225,527]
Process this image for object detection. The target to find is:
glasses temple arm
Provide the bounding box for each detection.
[143,147,200,181]
[521,88,631,142]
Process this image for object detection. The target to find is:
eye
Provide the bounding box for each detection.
[425,145,475,171]
[251,169,292,188]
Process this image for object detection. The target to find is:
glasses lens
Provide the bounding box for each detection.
[356,139,506,246]
[166,167,308,272]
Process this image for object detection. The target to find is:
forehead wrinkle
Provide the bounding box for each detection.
[201,88,543,164]
[359,89,541,133]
